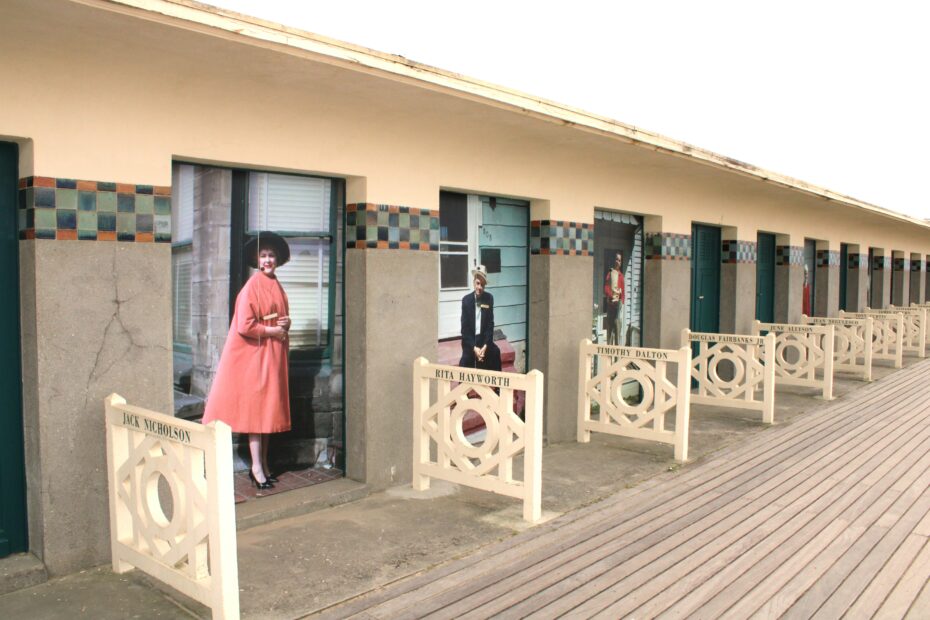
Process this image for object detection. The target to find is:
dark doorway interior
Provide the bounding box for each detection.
[756,233,775,323]
[691,224,721,334]
[0,141,27,558]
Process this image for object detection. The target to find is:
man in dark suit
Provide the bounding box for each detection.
[460,265,502,371]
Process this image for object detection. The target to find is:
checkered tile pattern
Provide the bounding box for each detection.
[873,255,890,270]
[721,240,757,264]
[912,260,923,272]
[530,220,593,256]
[775,245,804,266]
[18,176,171,242]
[848,253,866,269]
[893,257,908,271]
[345,203,439,250]
[816,250,840,267]
[645,233,691,260]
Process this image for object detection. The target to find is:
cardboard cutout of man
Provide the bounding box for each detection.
[604,251,625,345]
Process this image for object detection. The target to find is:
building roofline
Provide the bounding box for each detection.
[98,0,929,230]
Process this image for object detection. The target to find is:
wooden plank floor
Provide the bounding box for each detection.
[315,360,930,620]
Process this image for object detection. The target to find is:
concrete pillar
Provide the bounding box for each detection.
[529,248,591,444]
[720,235,756,334]
[190,167,231,397]
[17,174,173,576]
[909,254,923,305]
[814,243,840,317]
[846,250,869,311]
[344,203,438,488]
[921,254,930,303]
[643,227,691,349]
[775,240,804,323]
[892,252,909,306]
[870,249,890,309]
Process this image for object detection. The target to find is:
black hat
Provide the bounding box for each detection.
[244,232,291,268]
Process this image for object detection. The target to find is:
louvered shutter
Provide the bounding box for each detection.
[248,173,330,232]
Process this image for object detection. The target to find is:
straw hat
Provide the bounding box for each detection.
[471,264,488,284]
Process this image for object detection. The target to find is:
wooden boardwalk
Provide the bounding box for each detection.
[317,360,930,619]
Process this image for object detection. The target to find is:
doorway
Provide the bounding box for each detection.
[839,244,849,311]
[691,224,721,334]
[756,232,775,323]
[593,211,644,347]
[0,141,27,557]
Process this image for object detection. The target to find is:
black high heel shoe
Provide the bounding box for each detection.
[249,470,274,490]
[265,473,279,484]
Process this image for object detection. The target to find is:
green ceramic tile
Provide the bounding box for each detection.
[17,209,26,231]
[78,191,96,212]
[97,192,117,212]
[399,213,410,229]
[365,225,377,241]
[78,211,97,231]
[135,194,154,214]
[377,210,388,226]
[23,188,35,209]
[35,208,57,229]
[117,212,136,234]
[154,196,171,215]
[56,188,77,210]
[154,214,171,236]
[409,229,421,244]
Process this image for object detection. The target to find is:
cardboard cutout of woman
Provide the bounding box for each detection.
[202,232,292,490]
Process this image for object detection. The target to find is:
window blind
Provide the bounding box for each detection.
[172,164,194,243]
[172,248,193,345]
[272,239,330,348]
[248,172,331,233]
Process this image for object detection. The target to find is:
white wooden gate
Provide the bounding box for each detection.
[105,394,239,620]
[802,315,873,382]
[751,321,835,400]
[577,340,691,463]
[412,358,543,522]
[880,306,927,358]
[681,329,776,424]
[840,310,904,368]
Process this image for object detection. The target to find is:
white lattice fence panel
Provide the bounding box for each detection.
[752,321,835,400]
[913,303,930,345]
[802,315,873,382]
[880,306,927,357]
[577,340,691,463]
[841,310,904,368]
[681,329,776,423]
[105,394,239,620]
[412,358,543,522]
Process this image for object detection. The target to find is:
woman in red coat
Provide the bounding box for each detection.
[202,232,291,489]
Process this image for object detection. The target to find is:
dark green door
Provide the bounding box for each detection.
[839,243,849,311]
[0,142,27,558]
[690,224,720,333]
[756,233,775,322]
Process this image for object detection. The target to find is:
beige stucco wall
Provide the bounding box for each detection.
[1,0,928,256]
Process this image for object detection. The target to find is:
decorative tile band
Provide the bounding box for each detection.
[345,203,439,250]
[775,245,803,266]
[18,176,170,242]
[872,255,890,270]
[913,260,924,272]
[530,220,592,256]
[816,250,840,267]
[893,257,908,271]
[721,239,756,264]
[848,253,865,269]
[645,233,691,260]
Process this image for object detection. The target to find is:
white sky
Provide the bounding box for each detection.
[209,0,930,220]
